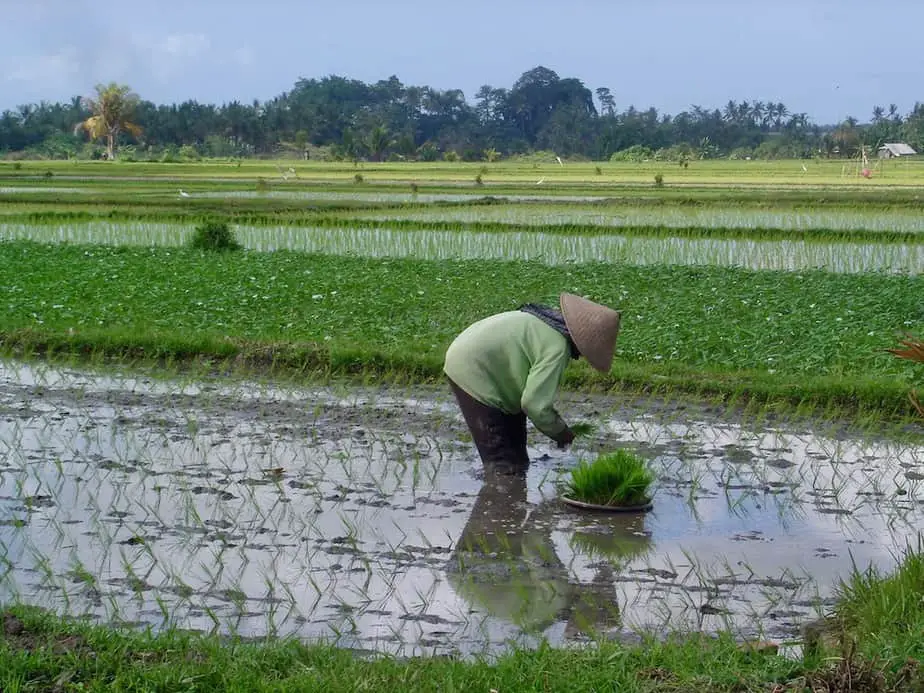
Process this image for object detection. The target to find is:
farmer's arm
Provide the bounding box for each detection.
[521,351,573,443]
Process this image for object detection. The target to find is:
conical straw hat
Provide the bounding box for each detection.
[559,293,621,373]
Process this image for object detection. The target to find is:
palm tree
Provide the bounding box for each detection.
[366,125,394,162]
[723,100,738,123]
[772,102,789,129]
[752,100,766,129]
[74,83,142,160]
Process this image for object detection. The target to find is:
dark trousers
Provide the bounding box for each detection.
[448,378,529,473]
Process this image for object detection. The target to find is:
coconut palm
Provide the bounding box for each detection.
[74,83,142,160]
[366,125,394,162]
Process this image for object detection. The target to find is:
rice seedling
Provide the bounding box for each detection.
[570,422,597,437]
[562,450,656,508]
[13,155,923,188]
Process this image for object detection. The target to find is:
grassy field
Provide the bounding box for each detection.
[1,241,920,416]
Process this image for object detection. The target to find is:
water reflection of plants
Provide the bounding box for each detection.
[447,476,651,640]
[568,525,652,569]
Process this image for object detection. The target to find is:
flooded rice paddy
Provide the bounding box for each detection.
[2,222,920,274]
[1,359,923,658]
[0,186,99,195]
[185,190,609,204]
[0,186,603,204]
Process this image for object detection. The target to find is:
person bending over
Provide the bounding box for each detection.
[444,293,621,473]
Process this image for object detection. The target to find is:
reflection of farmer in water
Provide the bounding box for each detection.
[447,469,652,637]
[443,293,621,473]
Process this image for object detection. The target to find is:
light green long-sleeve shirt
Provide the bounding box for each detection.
[443,311,571,439]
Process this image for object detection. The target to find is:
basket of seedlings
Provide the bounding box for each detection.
[560,449,656,513]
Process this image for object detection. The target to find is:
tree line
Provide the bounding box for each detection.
[2,66,923,162]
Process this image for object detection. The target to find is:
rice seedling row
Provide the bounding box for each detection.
[350,205,924,235]
[2,221,921,274]
[8,211,924,246]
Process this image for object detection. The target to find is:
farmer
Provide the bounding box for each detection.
[443,293,621,473]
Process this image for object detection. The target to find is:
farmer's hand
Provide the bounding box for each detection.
[555,428,575,449]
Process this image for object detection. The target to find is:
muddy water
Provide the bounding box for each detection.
[1,359,922,658]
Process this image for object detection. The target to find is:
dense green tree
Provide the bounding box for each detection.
[2,66,918,161]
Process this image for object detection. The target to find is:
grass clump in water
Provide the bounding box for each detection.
[563,449,655,507]
[189,219,241,252]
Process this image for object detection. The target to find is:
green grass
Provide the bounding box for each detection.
[0,240,920,416]
[0,604,809,693]
[563,450,656,507]
[832,538,924,665]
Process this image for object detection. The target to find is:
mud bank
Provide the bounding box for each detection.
[1,359,922,658]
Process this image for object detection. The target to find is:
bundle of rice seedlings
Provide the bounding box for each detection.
[563,450,655,508]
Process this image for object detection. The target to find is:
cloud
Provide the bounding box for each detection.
[161,33,210,59]
[5,47,81,85]
[233,47,255,68]
[113,31,213,84]
[0,19,256,109]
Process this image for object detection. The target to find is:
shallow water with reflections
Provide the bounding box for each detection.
[1,359,922,658]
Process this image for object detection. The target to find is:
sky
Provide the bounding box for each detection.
[2,0,923,125]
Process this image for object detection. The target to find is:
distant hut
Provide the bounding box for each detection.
[877,143,917,159]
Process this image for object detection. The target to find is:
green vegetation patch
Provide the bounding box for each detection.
[0,241,920,414]
[0,604,803,693]
[189,219,242,252]
[832,539,924,665]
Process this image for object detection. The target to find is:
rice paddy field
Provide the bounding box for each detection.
[1,159,924,690]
